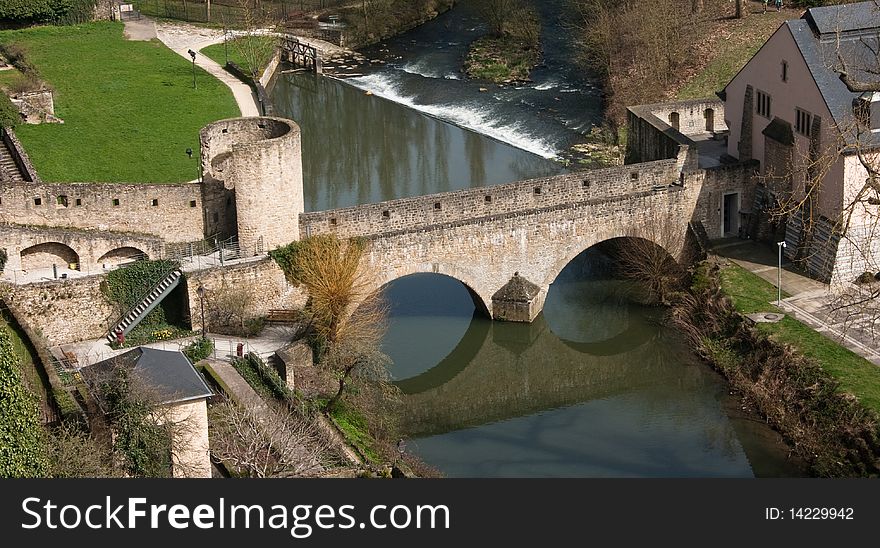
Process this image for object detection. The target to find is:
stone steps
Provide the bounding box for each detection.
[0,138,25,181]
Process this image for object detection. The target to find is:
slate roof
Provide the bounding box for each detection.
[762,117,795,146]
[786,3,880,148]
[81,347,213,410]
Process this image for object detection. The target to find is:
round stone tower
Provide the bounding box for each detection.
[199,117,304,255]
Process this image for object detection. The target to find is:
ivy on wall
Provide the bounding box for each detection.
[0,325,49,478]
[101,259,180,329]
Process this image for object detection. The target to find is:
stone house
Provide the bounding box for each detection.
[80,347,213,478]
[721,1,880,283]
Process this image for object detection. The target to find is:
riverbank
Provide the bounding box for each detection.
[672,261,880,476]
[573,0,796,125]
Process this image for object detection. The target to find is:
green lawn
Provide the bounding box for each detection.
[0,22,239,183]
[200,35,276,78]
[719,263,880,414]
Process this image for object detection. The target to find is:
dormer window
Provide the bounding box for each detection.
[855,92,880,132]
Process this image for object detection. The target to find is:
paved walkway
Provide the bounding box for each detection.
[154,22,259,117]
[123,17,157,41]
[711,238,880,365]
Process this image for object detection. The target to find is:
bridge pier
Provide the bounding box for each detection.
[490,273,545,323]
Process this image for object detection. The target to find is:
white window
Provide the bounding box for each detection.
[757,90,772,118]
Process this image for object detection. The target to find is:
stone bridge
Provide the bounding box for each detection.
[300,153,708,322]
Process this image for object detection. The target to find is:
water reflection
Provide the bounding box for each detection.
[382,248,803,477]
[270,74,564,211]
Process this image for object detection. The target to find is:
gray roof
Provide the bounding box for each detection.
[82,347,213,410]
[786,2,880,148]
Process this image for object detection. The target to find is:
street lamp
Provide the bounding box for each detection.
[776,241,787,307]
[196,284,207,338]
[223,26,229,66]
[188,49,197,89]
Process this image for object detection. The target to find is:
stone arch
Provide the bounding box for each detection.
[372,263,493,318]
[97,246,147,268]
[542,229,680,290]
[20,242,80,271]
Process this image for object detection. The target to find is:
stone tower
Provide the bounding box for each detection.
[199,117,304,255]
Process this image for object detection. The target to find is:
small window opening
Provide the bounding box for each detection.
[485,195,492,203]
[33,197,42,206]
[190,200,197,208]
[382,210,390,219]
[434,202,441,210]
[57,195,68,208]
[534,187,542,195]
[112,198,120,206]
[75,198,82,206]
[151,199,159,207]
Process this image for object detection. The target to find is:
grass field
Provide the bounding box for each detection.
[200,35,276,78]
[677,9,791,100]
[719,263,880,414]
[0,22,239,183]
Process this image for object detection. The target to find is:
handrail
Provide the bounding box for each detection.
[106,263,181,338]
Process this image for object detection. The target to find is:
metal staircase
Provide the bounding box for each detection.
[106,268,183,344]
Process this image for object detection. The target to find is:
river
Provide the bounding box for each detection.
[270,0,804,477]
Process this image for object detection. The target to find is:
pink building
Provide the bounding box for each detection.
[722,2,880,283]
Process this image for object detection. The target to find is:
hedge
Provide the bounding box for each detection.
[0,325,49,477]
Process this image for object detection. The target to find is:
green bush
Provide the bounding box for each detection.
[183,337,213,364]
[0,0,95,25]
[232,352,292,402]
[0,326,49,477]
[0,92,20,128]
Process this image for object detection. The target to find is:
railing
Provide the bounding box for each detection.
[0,127,38,182]
[105,266,183,344]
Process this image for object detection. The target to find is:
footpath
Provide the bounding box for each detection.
[712,238,880,366]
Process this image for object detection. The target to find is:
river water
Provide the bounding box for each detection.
[270,0,804,476]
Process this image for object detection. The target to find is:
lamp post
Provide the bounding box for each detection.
[196,284,207,339]
[776,241,787,307]
[188,49,197,89]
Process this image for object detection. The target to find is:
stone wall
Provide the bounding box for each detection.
[644,99,727,137]
[0,224,164,275]
[200,117,304,255]
[1,127,39,182]
[3,275,117,345]
[11,90,61,124]
[184,258,306,332]
[301,159,683,239]
[692,161,760,240]
[0,181,207,243]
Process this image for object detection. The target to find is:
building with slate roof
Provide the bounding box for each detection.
[721,2,880,283]
[81,347,213,478]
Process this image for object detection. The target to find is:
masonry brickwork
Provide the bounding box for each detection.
[200,117,304,256]
[184,259,307,333]
[0,224,163,274]
[3,275,117,345]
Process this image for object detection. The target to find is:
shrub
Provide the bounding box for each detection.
[0,92,20,128]
[0,326,49,477]
[182,337,213,364]
[102,259,180,329]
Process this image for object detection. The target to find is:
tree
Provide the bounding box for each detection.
[231,0,280,78]
[210,399,329,478]
[476,0,522,36]
[735,0,743,18]
[47,423,118,478]
[270,234,390,413]
[615,212,690,305]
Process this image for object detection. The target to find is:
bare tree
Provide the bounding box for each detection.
[615,211,690,304]
[271,235,391,413]
[476,0,522,36]
[210,399,330,477]
[47,423,119,478]
[231,0,280,78]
